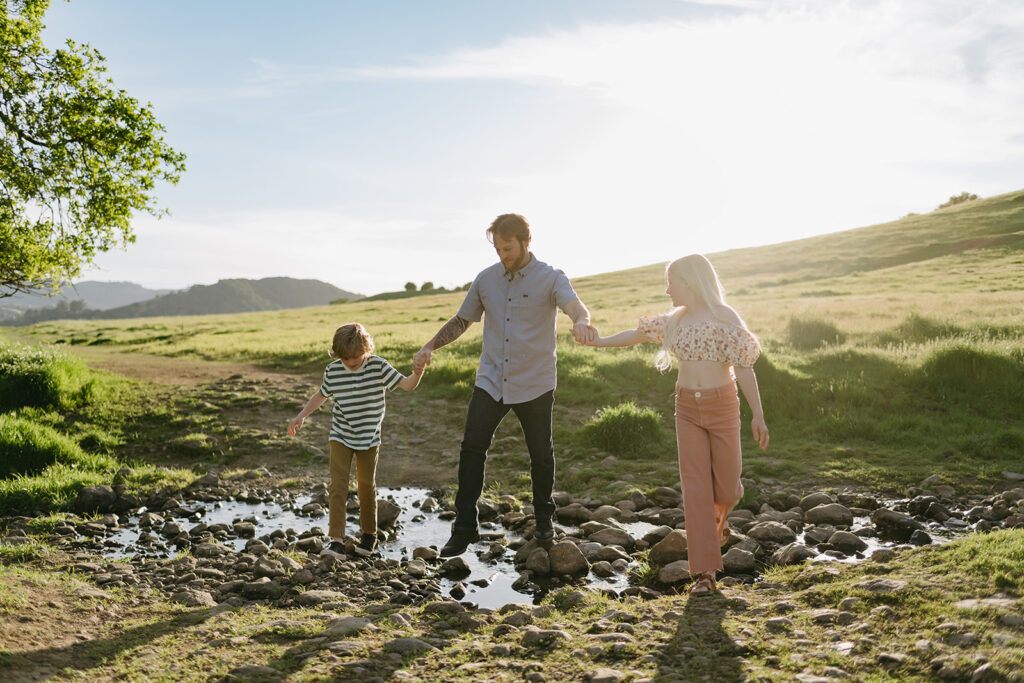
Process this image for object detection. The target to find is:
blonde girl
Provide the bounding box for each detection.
[588,254,768,595]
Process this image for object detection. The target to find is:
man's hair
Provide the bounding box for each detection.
[330,322,374,359]
[486,213,531,244]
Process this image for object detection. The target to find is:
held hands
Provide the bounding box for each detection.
[751,415,769,451]
[412,346,432,373]
[572,322,599,345]
[287,415,304,436]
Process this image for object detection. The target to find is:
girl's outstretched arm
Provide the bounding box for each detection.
[592,329,647,348]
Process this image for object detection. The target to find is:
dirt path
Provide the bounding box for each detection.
[63,346,461,490]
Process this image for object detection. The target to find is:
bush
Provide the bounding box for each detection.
[0,414,86,478]
[875,313,960,346]
[786,316,846,351]
[919,344,1024,417]
[0,342,98,412]
[937,191,979,210]
[579,401,666,455]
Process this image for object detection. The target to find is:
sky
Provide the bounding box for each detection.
[41,0,1024,296]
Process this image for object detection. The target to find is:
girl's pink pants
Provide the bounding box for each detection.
[674,382,744,575]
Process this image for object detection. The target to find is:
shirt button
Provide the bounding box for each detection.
[694,391,702,398]
[506,318,510,321]
[505,339,509,342]
[508,298,512,301]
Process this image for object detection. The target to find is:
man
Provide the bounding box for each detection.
[413,213,596,557]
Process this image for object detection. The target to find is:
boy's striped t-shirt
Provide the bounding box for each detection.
[319,356,403,449]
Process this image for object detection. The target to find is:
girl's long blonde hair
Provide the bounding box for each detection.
[654,254,749,372]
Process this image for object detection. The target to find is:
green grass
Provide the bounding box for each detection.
[4,189,1024,493]
[0,340,103,411]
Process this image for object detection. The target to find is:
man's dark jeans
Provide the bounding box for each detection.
[453,387,555,533]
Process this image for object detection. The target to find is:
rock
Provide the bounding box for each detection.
[771,543,816,566]
[722,547,756,574]
[521,629,571,646]
[224,665,280,681]
[587,528,636,551]
[853,578,908,594]
[1003,471,1024,481]
[413,546,439,562]
[405,559,428,578]
[555,502,592,524]
[591,561,615,577]
[651,486,682,507]
[871,508,924,541]
[805,503,853,526]
[799,492,835,511]
[657,560,691,584]
[377,498,402,528]
[747,521,798,544]
[325,616,371,637]
[828,530,868,553]
[765,617,793,632]
[586,668,626,683]
[525,548,550,575]
[438,556,471,578]
[385,637,437,654]
[254,558,286,579]
[294,537,323,554]
[73,486,117,514]
[648,530,688,566]
[591,505,623,521]
[548,541,590,575]
[171,589,216,607]
[295,590,347,606]
[241,577,285,600]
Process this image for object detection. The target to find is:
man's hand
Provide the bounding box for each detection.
[572,321,598,345]
[413,346,432,373]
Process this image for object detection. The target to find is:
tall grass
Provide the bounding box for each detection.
[0,342,101,411]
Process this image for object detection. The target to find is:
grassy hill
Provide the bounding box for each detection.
[8,189,1024,491]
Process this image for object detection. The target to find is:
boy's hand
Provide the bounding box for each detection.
[287,416,304,436]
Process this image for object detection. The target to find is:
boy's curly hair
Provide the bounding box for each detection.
[330,323,374,360]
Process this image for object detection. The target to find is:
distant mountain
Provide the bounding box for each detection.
[96,277,362,318]
[0,281,172,321]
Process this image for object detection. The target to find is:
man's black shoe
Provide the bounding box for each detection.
[534,516,554,541]
[439,530,479,557]
[358,533,378,551]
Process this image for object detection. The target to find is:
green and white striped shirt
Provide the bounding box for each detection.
[319,356,403,449]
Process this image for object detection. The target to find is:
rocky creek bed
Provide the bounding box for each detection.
[4,469,1023,614]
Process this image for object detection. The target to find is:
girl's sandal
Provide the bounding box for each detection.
[689,573,717,596]
[719,525,731,547]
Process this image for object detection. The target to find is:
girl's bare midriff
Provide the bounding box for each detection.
[676,359,734,390]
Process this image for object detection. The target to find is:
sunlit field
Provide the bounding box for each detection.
[9,189,1024,492]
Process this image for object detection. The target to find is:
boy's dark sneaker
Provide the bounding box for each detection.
[320,540,347,559]
[534,516,554,541]
[358,533,378,551]
[439,529,479,557]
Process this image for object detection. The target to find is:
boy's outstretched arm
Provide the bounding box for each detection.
[288,391,327,436]
[397,365,424,391]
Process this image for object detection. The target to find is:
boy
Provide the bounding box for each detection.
[288,322,423,558]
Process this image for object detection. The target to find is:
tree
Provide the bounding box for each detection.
[1,0,186,297]
[937,191,979,210]
[420,281,434,291]
[403,281,416,292]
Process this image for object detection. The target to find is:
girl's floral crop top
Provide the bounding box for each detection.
[638,314,761,368]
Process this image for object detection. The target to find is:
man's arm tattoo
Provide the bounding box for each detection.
[429,316,470,350]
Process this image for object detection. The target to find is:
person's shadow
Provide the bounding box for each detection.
[656,589,745,682]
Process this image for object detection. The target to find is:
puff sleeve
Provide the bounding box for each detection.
[727,327,761,368]
[638,314,669,344]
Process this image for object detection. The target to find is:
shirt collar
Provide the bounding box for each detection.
[504,252,534,281]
